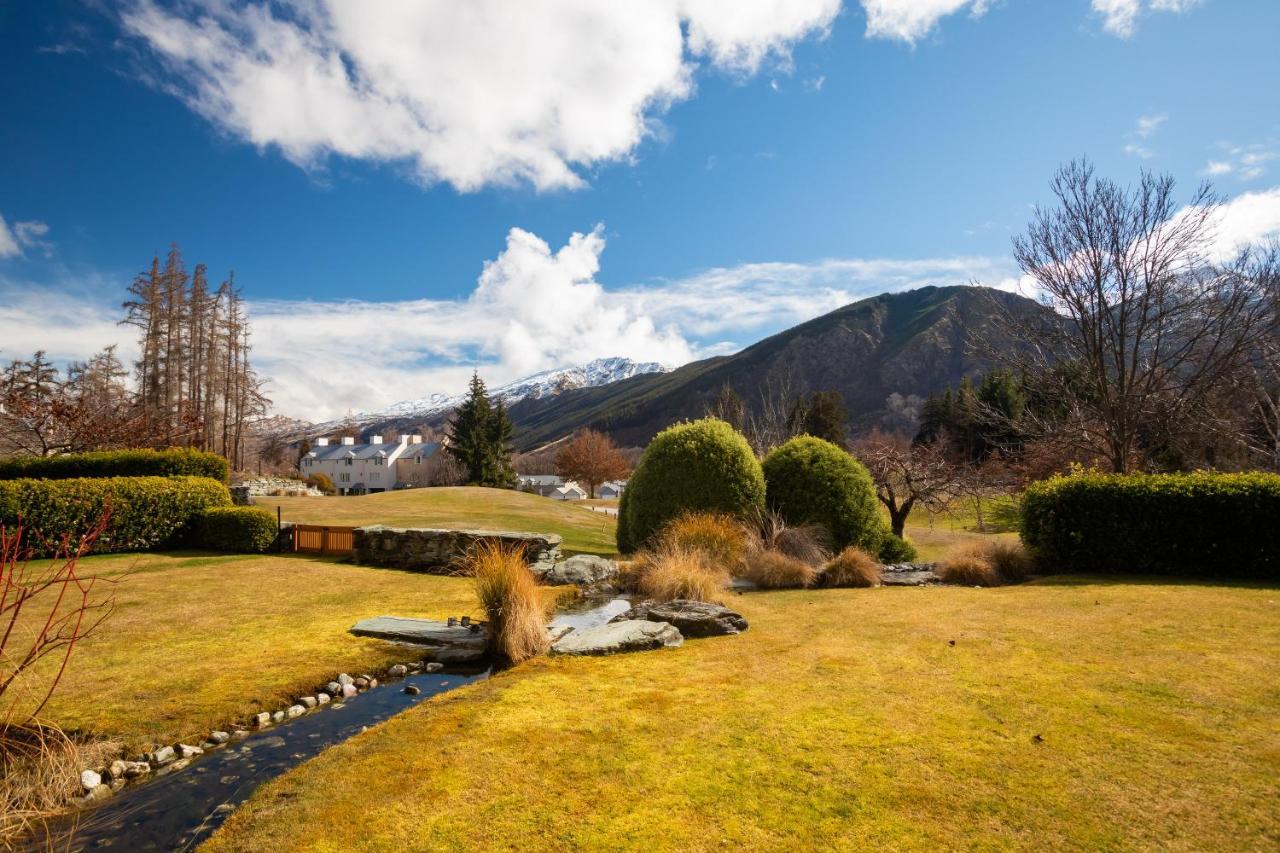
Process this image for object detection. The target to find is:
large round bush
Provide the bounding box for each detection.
[762,436,885,553]
[197,506,279,553]
[616,419,764,553]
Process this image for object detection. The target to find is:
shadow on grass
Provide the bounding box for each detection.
[1026,572,1280,591]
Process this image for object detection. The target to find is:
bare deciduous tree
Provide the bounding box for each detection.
[853,429,959,537]
[1001,160,1277,472]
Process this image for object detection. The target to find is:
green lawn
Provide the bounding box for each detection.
[207,576,1280,851]
[254,486,617,555]
[27,552,519,752]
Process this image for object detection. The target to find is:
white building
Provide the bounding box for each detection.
[302,435,437,495]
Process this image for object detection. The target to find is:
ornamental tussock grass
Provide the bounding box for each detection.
[822,546,882,588]
[467,541,550,666]
[938,539,1032,587]
[740,549,818,589]
[749,508,831,566]
[0,723,116,845]
[658,511,748,571]
[631,543,731,604]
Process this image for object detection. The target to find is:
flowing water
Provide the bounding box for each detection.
[36,597,630,851]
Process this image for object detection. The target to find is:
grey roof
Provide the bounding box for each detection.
[517,474,563,485]
[395,442,440,460]
[309,440,438,462]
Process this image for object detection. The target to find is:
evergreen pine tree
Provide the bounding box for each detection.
[488,399,517,487]
[447,372,494,484]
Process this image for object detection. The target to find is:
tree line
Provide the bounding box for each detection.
[1,244,268,468]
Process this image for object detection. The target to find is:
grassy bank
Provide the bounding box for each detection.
[254,486,617,555]
[208,577,1280,850]
[25,551,543,752]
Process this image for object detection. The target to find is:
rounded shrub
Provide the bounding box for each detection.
[878,532,918,563]
[306,472,336,495]
[616,419,764,553]
[1021,471,1280,578]
[0,476,232,554]
[761,436,886,553]
[197,506,278,553]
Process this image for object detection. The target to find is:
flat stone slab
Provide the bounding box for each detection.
[551,619,683,656]
[645,599,748,637]
[350,616,487,663]
[536,554,619,586]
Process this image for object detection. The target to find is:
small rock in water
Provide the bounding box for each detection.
[104,759,128,781]
[109,779,126,792]
[157,758,191,776]
[80,769,102,792]
[271,711,285,723]
[387,664,408,677]
[403,685,421,695]
[298,696,318,709]
[285,704,307,719]
[214,803,236,815]
[425,662,444,673]
[79,783,113,804]
[208,731,231,744]
[367,678,378,688]
[252,712,272,729]
[326,681,342,694]
[354,677,369,689]
[175,744,204,760]
[151,746,176,767]
[316,692,331,704]
[341,683,358,698]
[231,730,250,740]
[336,673,354,686]
[123,761,151,779]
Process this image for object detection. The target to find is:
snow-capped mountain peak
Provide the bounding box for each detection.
[330,357,667,427]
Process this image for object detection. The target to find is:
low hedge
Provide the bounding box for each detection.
[1021,471,1280,578]
[196,506,278,553]
[0,448,230,483]
[0,476,232,554]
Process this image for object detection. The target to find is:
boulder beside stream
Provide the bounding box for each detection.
[550,619,683,656]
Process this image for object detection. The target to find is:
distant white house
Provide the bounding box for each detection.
[302,435,438,495]
[516,474,589,501]
[598,480,627,499]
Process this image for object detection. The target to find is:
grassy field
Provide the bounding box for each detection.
[206,576,1280,851]
[24,551,565,752]
[254,487,617,555]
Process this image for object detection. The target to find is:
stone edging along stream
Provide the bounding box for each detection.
[72,653,453,807]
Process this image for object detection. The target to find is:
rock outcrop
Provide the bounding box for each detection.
[352,527,562,574]
[550,619,683,656]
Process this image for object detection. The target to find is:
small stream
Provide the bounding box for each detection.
[35,597,629,852]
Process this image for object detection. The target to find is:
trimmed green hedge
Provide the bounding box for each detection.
[763,436,887,553]
[196,506,278,553]
[1021,471,1280,578]
[617,419,765,553]
[0,448,230,483]
[878,532,918,563]
[0,476,232,554]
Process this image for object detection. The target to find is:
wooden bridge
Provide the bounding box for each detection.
[291,524,356,556]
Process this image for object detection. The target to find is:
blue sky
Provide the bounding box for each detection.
[2,0,1279,419]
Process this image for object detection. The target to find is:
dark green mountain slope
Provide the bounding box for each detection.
[508,285,1041,450]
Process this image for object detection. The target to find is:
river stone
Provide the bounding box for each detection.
[541,555,618,586]
[341,683,358,698]
[123,761,150,779]
[79,783,113,805]
[285,704,307,719]
[387,664,408,677]
[350,616,488,663]
[326,681,342,694]
[551,620,683,656]
[425,662,444,673]
[271,711,285,723]
[208,731,230,745]
[299,696,317,709]
[80,769,102,792]
[104,759,128,781]
[644,600,748,637]
[252,712,272,729]
[880,562,940,587]
[316,692,331,705]
[175,743,204,759]
[150,746,176,766]
[336,673,354,686]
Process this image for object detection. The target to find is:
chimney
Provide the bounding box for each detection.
[411,435,422,444]
[370,435,383,445]
[399,435,410,444]
[341,436,355,446]
[316,438,329,447]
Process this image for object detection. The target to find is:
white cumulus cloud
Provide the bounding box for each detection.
[1092,0,1205,38]
[120,0,840,192]
[859,0,990,44]
[0,213,51,259]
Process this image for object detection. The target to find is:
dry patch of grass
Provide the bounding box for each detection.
[939,540,1035,587]
[253,486,617,555]
[23,551,506,752]
[207,577,1280,850]
[631,544,731,604]
[739,549,818,589]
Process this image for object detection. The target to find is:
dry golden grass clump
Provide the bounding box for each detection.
[822,546,882,588]
[659,511,748,570]
[0,724,117,844]
[631,543,731,603]
[467,540,551,665]
[938,539,1034,587]
[739,549,818,589]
